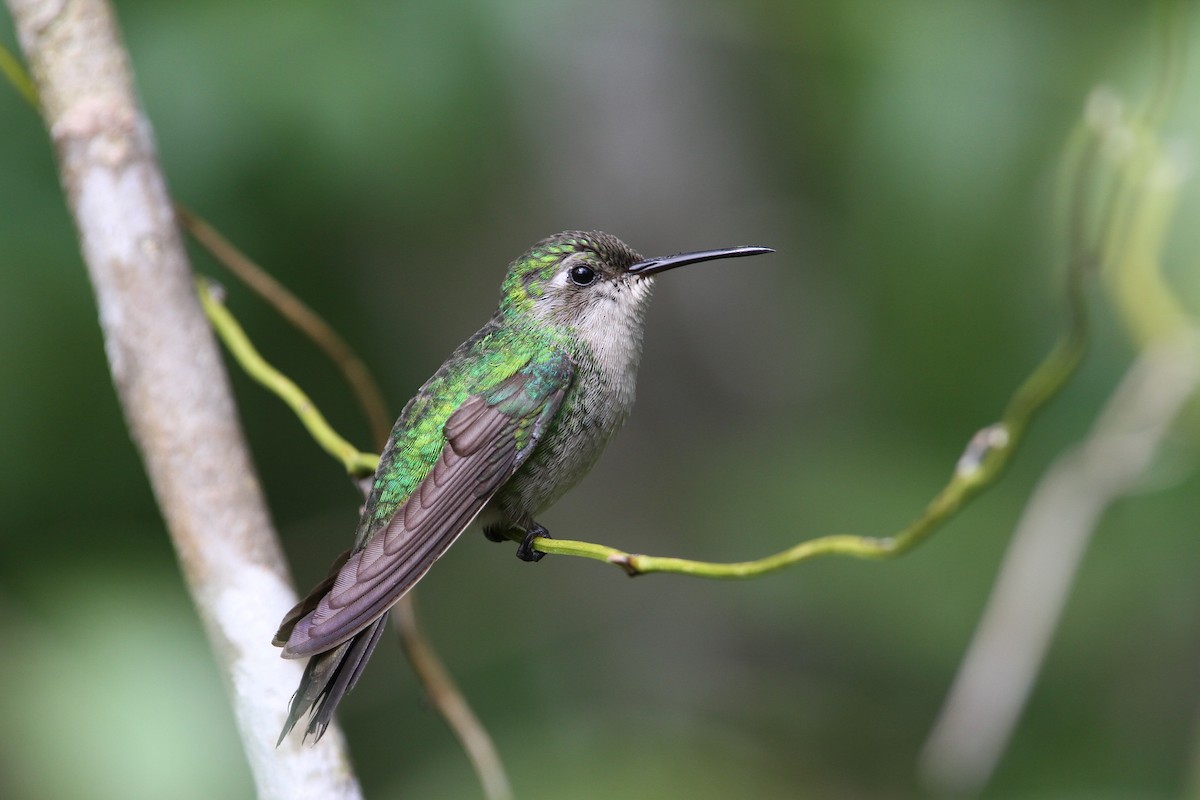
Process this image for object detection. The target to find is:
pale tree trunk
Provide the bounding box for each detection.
[5,0,362,796]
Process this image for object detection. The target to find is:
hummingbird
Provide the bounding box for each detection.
[273,230,773,742]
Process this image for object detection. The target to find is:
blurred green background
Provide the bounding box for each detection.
[3,1,1199,798]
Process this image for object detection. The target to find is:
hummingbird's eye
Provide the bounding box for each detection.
[568,264,597,286]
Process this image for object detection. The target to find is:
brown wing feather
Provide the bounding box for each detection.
[272,548,351,647]
[280,370,569,659]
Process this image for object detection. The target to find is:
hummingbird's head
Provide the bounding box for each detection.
[499,231,645,328]
[499,230,773,337]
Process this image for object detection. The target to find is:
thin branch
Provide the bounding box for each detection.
[0,41,36,105]
[3,0,361,796]
[178,204,394,446]
[922,20,1196,790]
[393,600,514,800]
[920,333,1199,795]
[197,279,380,478]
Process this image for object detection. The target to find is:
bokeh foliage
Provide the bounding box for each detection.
[2,1,1198,798]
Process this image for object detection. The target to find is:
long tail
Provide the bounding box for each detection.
[277,612,389,745]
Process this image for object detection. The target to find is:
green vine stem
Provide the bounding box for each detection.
[196,278,380,478]
[0,42,36,105]
[178,206,394,447]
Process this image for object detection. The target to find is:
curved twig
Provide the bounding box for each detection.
[196,279,380,477]
[178,205,393,446]
[922,13,1197,790]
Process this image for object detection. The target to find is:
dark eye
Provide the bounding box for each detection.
[569,264,597,286]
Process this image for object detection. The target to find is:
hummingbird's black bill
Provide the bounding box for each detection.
[627,245,774,276]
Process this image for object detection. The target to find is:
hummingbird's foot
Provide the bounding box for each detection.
[515,523,551,563]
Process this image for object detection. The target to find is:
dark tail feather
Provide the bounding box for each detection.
[277,612,389,745]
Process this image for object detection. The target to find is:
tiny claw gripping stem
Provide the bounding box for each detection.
[516,524,550,562]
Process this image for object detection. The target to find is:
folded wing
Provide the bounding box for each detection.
[278,353,573,659]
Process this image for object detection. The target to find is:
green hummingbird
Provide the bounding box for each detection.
[274,231,773,742]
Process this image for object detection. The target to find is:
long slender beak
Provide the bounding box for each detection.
[626,245,774,276]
